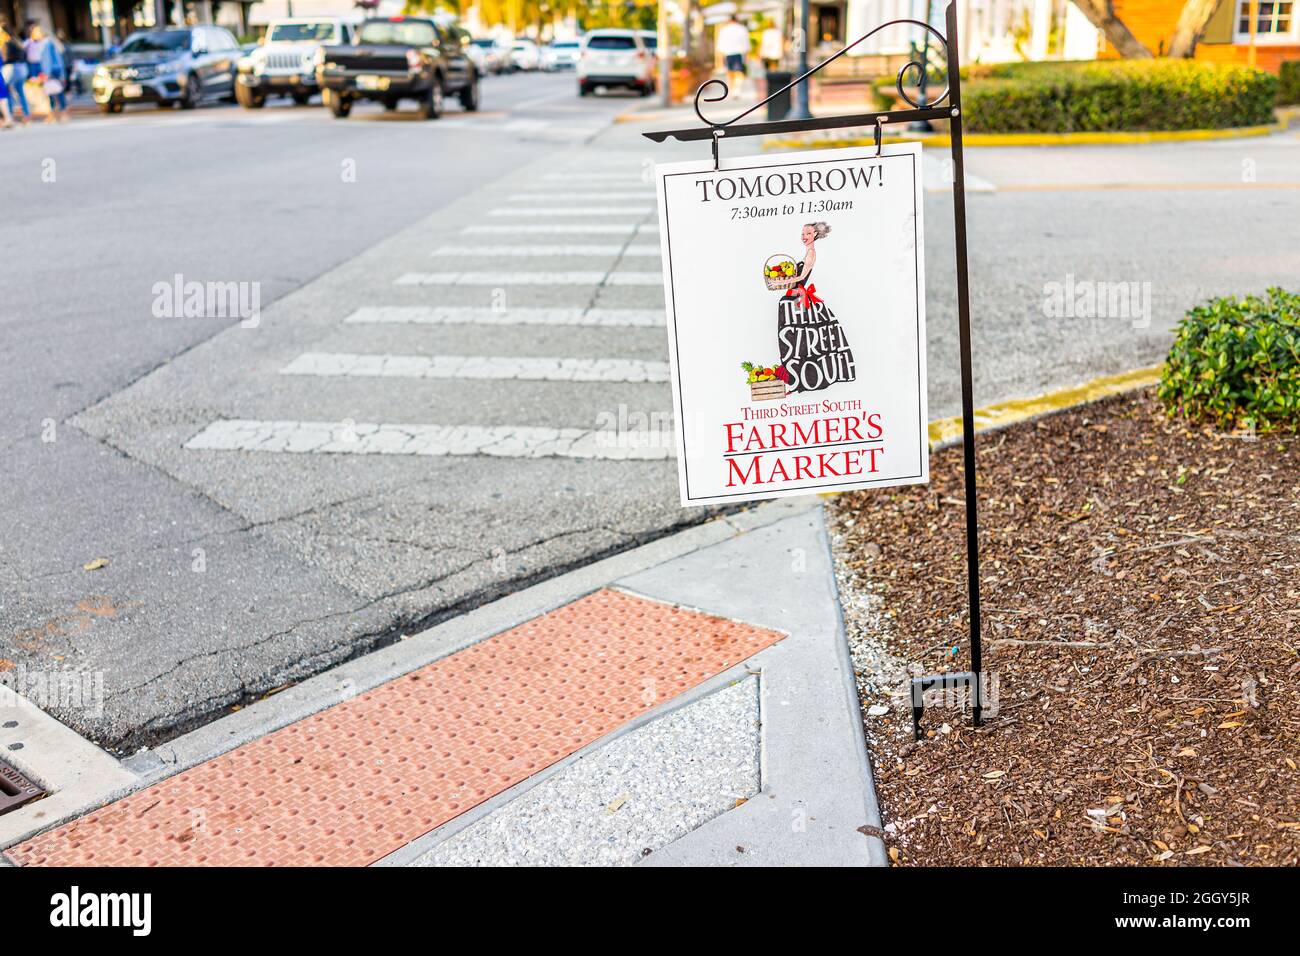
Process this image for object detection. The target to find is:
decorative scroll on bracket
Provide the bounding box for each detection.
[693,18,951,135]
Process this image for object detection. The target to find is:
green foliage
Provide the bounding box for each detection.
[1158,289,1300,433]
[1279,61,1300,105]
[959,59,1278,133]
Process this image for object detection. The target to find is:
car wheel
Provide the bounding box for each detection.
[291,91,311,106]
[421,78,443,120]
[180,73,200,109]
[382,99,398,111]
[323,88,351,118]
[578,82,591,97]
[458,70,479,111]
[98,98,123,114]
[235,83,265,109]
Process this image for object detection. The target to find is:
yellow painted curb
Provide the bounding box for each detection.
[768,122,1284,150]
[926,365,1163,447]
[816,365,1163,499]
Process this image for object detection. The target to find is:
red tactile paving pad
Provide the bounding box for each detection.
[10,589,783,867]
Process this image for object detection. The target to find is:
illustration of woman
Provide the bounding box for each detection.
[775,222,856,394]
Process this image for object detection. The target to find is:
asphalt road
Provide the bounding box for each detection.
[4,75,1298,751]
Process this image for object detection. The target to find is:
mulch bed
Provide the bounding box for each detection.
[828,388,1300,866]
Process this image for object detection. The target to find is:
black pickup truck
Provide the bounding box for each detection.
[315,15,478,119]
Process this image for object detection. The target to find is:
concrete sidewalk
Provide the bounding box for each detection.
[2,499,884,867]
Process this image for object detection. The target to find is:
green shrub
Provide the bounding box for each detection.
[959,59,1278,133]
[1158,288,1300,433]
[1280,61,1300,105]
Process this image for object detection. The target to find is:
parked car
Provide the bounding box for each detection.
[315,15,478,119]
[92,26,240,113]
[508,38,541,71]
[236,17,360,108]
[578,29,655,97]
[469,37,508,75]
[542,39,580,72]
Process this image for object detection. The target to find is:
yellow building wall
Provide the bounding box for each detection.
[1098,0,1300,71]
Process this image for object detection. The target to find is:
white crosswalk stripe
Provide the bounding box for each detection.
[395,271,661,286]
[488,207,652,217]
[281,352,669,382]
[431,244,660,257]
[343,306,664,326]
[506,192,655,201]
[463,223,658,235]
[186,419,674,459]
[538,173,648,183]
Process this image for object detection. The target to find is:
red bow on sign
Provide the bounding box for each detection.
[797,283,822,310]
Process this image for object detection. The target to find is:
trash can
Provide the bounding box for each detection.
[765,71,792,121]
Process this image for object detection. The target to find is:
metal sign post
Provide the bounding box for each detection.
[645,0,985,734]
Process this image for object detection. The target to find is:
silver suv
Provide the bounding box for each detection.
[93,26,240,113]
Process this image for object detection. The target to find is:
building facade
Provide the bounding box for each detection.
[1106,0,1300,70]
[5,0,258,44]
[844,0,1099,63]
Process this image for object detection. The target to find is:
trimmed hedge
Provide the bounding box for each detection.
[1280,61,1300,105]
[1158,288,1300,433]
[961,60,1278,133]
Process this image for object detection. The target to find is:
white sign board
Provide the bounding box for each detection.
[654,143,929,506]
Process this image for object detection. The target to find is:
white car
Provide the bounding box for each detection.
[236,16,360,108]
[578,29,655,97]
[470,37,509,75]
[509,39,541,72]
[542,39,581,72]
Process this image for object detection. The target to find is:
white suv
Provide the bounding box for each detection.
[578,29,655,97]
[236,17,359,108]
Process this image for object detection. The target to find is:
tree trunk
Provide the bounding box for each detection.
[1167,0,1224,57]
[1071,0,1155,58]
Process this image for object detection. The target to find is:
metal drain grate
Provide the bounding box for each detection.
[0,758,45,816]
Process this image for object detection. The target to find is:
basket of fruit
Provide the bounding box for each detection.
[742,361,789,401]
[763,254,799,291]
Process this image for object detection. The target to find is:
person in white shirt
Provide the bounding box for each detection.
[716,15,750,94]
[760,22,784,71]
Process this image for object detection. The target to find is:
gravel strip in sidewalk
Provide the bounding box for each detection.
[412,677,762,867]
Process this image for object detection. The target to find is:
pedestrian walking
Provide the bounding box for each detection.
[760,20,785,72]
[0,25,29,123]
[717,14,750,95]
[0,59,12,128]
[28,23,67,123]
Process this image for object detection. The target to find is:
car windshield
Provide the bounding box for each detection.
[357,20,437,46]
[118,31,191,54]
[471,39,496,47]
[587,36,635,50]
[552,41,579,48]
[268,22,335,42]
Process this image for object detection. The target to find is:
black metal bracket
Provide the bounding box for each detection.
[911,671,980,740]
[645,1,985,731]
